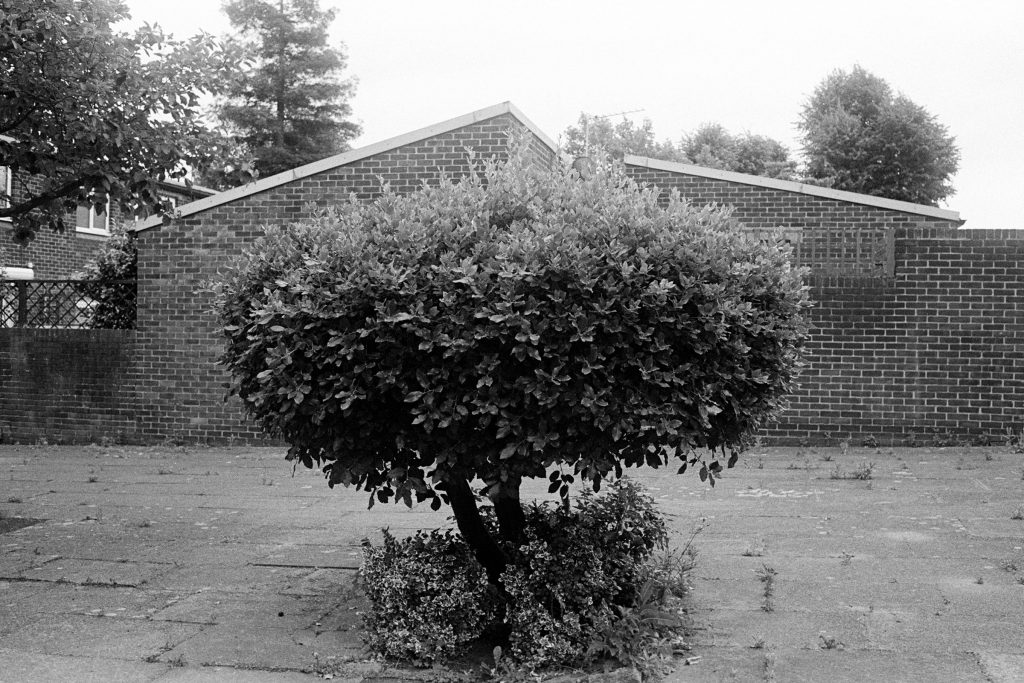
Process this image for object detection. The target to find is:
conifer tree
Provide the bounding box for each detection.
[215,0,360,178]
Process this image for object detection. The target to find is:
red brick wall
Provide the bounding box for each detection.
[0,328,136,443]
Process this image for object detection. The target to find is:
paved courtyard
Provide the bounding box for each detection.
[1,443,1022,681]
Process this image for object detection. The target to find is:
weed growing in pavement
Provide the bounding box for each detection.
[840,551,854,566]
[750,636,766,649]
[999,559,1020,573]
[7,497,21,504]
[1016,576,1024,586]
[820,452,834,462]
[850,462,875,480]
[762,648,777,682]
[756,564,777,613]
[975,577,985,585]
[818,634,844,650]
[742,539,767,557]
[87,476,98,483]
[1011,506,1024,521]
[1004,427,1024,454]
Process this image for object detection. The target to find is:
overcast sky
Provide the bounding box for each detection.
[123,0,1024,229]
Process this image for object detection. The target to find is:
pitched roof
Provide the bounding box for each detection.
[135,101,556,232]
[624,155,964,223]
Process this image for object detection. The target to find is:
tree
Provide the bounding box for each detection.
[561,114,683,161]
[561,114,797,179]
[214,0,360,178]
[76,227,137,329]
[0,0,249,241]
[214,146,810,587]
[798,65,960,205]
[682,123,798,180]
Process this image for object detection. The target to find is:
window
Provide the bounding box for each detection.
[0,166,10,222]
[75,194,110,236]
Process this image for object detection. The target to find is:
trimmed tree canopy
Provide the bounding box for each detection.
[215,145,809,580]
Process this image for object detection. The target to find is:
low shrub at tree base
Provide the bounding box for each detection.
[359,528,501,664]
[360,480,692,676]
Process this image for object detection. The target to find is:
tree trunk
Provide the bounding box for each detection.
[444,475,509,586]
[490,477,527,546]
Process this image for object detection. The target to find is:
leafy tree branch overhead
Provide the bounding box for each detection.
[0,0,253,241]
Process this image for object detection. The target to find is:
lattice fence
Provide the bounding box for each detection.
[0,279,136,329]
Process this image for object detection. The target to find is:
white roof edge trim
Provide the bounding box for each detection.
[135,101,558,232]
[624,155,963,223]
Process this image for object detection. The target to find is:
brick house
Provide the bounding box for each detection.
[1,165,214,278]
[1,101,1020,445]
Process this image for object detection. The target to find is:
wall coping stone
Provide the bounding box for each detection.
[624,155,964,224]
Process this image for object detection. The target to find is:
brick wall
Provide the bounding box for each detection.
[0,328,136,443]
[769,229,1024,444]
[4,115,1019,447]
[1,174,209,278]
[128,114,555,443]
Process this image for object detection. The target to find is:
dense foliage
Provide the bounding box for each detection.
[212,0,360,178]
[361,480,688,674]
[561,114,683,161]
[216,145,809,580]
[360,528,500,664]
[681,123,797,180]
[76,228,137,329]
[798,65,960,205]
[0,0,250,241]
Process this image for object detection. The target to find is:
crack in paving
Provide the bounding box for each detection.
[0,575,139,588]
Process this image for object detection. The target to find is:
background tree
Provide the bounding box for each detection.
[0,0,248,241]
[214,146,810,586]
[561,114,684,161]
[682,123,797,180]
[798,65,960,205]
[561,114,796,179]
[214,0,360,178]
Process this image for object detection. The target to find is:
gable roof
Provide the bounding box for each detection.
[624,155,963,223]
[135,101,556,232]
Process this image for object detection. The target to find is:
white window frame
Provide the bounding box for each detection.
[76,194,111,237]
[0,166,11,223]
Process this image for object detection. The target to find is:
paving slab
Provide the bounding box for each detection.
[1,443,1023,682]
[0,613,202,659]
[0,648,170,682]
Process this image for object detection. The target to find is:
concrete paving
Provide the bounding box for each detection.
[0,443,1022,681]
